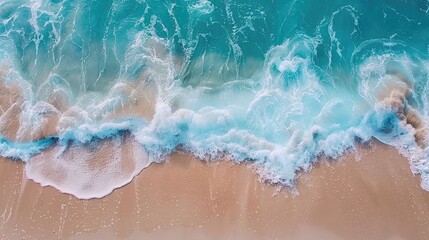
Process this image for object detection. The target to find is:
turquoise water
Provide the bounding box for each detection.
[1,0,429,198]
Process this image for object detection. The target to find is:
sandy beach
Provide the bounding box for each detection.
[2,1,429,240]
[0,142,428,240]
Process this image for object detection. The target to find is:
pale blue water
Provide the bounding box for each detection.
[1,0,429,197]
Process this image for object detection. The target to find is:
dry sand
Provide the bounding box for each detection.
[0,142,428,240]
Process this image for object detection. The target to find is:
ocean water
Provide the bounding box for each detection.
[1,0,429,198]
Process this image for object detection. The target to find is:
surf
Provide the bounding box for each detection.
[0,0,429,198]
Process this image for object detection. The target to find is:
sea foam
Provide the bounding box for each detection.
[0,0,429,198]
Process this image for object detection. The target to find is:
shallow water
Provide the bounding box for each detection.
[0,0,429,198]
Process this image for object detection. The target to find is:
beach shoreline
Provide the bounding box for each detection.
[1,141,428,240]
[1,1,429,239]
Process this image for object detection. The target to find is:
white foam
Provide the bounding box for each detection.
[25,135,151,199]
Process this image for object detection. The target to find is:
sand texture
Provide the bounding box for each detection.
[0,143,428,240]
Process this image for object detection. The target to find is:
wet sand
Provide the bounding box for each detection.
[0,142,429,240]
